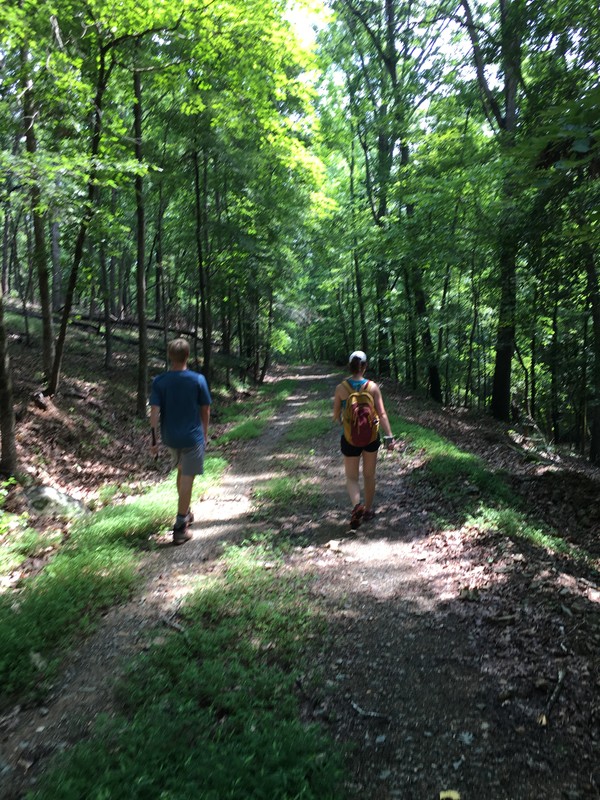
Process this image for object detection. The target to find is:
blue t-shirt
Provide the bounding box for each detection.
[150,369,211,449]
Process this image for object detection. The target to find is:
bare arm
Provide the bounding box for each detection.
[200,405,210,441]
[332,384,345,423]
[370,382,394,446]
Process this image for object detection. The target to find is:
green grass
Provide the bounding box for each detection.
[215,417,269,443]
[253,476,322,520]
[29,544,342,800]
[0,458,226,702]
[467,506,593,564]
[284,399,332,443]
[213,378,298,444]
[392,411,597,565]
[390,412,513,505]
[0,479,53,575]
[0,526,62,576]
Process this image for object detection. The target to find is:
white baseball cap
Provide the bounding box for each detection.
[348,350,367,364]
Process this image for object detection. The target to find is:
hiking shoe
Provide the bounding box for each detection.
[185,509,194,525]
[350,503,365,530]
[363,509,376,522]
[173,525,192,545]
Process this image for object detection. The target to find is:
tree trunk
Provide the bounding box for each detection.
[550,292,560,442]
[192,148,211,378]
[490,208,518,421]
[2,208,10,296]
[412,266,443,403]
[134,62,148,418]
[47,49,112,395]
[50,217,62,312]
[258,290,274,384]
[584,246,600,464]
[579,311,588,455]
[0,283,17,475]
[349,135,368,351]
[460,0,522,421]
[402,267,418,389]
[98,244,113,370]
[21,45,54,380]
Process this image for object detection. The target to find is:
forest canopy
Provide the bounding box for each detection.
[1,0,600,471]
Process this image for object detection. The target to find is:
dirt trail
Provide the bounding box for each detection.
[1,367,598,799]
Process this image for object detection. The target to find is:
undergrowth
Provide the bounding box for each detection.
[0,458,226,702]
[29,543,342,800]
[391,412,596,566]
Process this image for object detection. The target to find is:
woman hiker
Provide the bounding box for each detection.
[332,350,395,529]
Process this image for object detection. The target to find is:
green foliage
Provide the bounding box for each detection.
[29,545,342,800]
[0,526,62,576]
[0,458,226,701]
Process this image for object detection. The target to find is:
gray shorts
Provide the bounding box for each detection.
[169,442,205,476]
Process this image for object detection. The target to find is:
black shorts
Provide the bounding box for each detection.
[341,435,381,457]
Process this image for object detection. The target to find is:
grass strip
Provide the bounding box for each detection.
[284,399,332,443]
[213,379,298,444]
[30,543,343,800]
[391,412,596,566]
[253,475,323,520]
[0,458,226,702]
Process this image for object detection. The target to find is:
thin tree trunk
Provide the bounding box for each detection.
[50,217,62,311]
[550,292,560,442]
[490,208,518,421]
[531,283,539,420]
[0,283,17,475]
[350,135,368,351]
[47,49,113,395]
[2,208,10,296]
[258,289,274,384]
[584,246,600,464]
[464,258,480,407]
[192,148,211,378]
[98,244,113,370]
[134,61,148,418]
[21,45,54,380]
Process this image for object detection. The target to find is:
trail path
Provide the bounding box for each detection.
[1,367,598,799]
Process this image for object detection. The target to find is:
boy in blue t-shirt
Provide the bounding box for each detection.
[150,338,211,544]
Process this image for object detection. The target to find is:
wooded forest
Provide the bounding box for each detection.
[1,0,599,473]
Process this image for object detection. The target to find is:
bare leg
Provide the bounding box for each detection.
[176,468,195,516]
[344,456,361,506]
[362,450,378,511]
